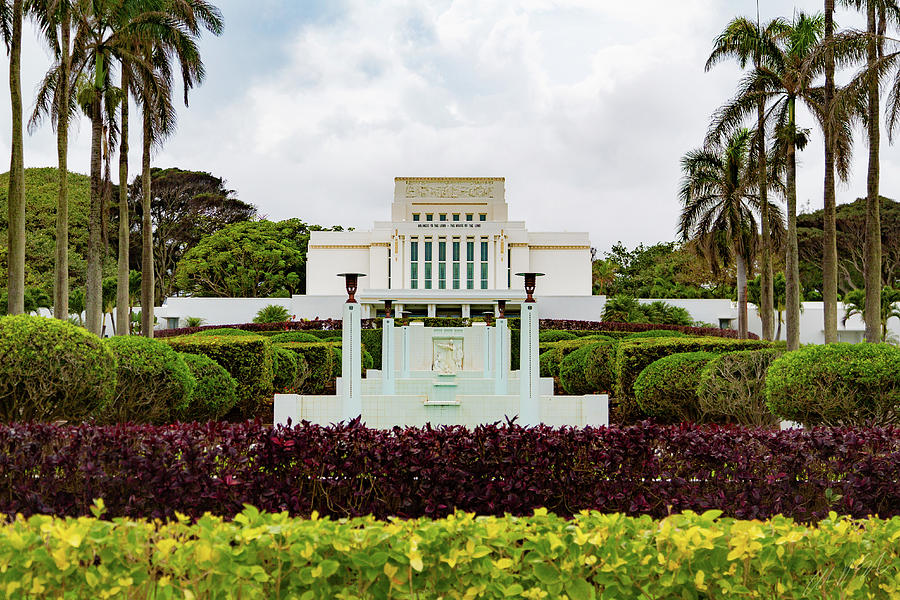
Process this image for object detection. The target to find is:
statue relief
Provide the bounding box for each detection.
[405,181,493,199]
[433,338,464,374]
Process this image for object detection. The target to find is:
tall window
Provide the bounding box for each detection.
[466,240,475,289]
[410,240,419,289]
[452,214,460,221]
[426,214,433,221]
[424,240,433,289]
[480,240,489,289]
[466,214,473,221]
[479,214,487,222]
[438,240,447,289]
[452,240,460,289]
[439,213,447,221]
[412,213,420,221]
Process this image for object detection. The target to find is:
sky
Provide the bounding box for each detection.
[0,0,894,255]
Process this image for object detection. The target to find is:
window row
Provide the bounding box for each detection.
[411,213,488,222]
[409,239,490,290]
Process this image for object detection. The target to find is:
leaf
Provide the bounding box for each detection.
[534,563,558,585]
[565,577,596,600]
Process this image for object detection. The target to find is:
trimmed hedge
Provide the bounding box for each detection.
[539,330,578,342]
[270,331,322,343]
[540,336,613,380]
[0,315,117,422]
[178,353,238,421]
[5,508,900,599]
[276,342,337,394]
[625,329,686,339]
[191,327,258,337]
[584,340,619,394]
[272,346,300,393]
[2,422,900,522]
[614,337,772,423]
[559,343,601,395]
[633,351,717,424]
[698,349,782,427]
[99,336,195,424]
[765,343,900,426]
[164,335,274,418]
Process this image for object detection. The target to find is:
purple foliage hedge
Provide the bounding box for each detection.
[4,421,898,521]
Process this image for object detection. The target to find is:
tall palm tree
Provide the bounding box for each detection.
[678,128,785,339]
[711,12,832,350]
[2,0,25,315]
[705,13,787,341]
[842,286,900,340]
[136,0,222,338]
[823,0,839,343]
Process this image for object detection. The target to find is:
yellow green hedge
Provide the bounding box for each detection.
[2,503,900,599]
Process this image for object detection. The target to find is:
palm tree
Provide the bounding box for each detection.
[678,128,785,339]
[2,0,25,315]
[135,0,223,338]
[842,286,900,340]
[705,13,786,341]
[710,12,831,350]
[823,0,840,344]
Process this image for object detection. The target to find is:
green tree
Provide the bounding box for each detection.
[749,272,788,340]
[253,304,290,324]
[706,13,787,340]
[591,258,616,296]
[678,128,784,339]
[3,0,25,314]
[842,286,900,340]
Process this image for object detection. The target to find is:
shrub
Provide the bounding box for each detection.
[7,508,900,599]
[270,331,322,343]
[539,330,578,342]
[625,329,686,340]
[698,349,782,427]
[3,421,900,522]
[633,351,717,424]
[558,343,602,395]
[253,304,291,324]
[183,316,205,327]
[276,342,336,394]
[584,340,618,393]
[191,328,258,337]
[178,353,238,421]
[360,329,382,368]
[765,343,900,426]
[539,350,556,378]
[540,337,609,381]
[272,346,299,393]
[164,335,274,418]
[98,337,195,424]
[0,315,117,422]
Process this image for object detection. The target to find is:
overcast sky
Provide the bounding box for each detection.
[1,0,894,254]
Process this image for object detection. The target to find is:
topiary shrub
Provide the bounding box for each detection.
[270,331,322,343]
[164,335,274,419]
[273,346,299,393]
[177,353,238,422]
[0,315,117,422]
[539,350,557,378]
[99,336,196,424]
[191,328,257,337]
[697,349,782,427]
[276,342,336,394]
[633,351,717,424]
[584,340,618,394]
[765,343,900,426]
[559,343,602,395]
[625,330,687,340]
[540,330,578,343]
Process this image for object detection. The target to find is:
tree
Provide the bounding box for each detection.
[749,272,789,340]
[706,13,786,340]
[600,295,693,326]
[842,286,900,340]
[3,0,25,314]
[253,304,290,324]
[135,0,223,339]
[124,167,255,298]
[174,219,338,297]
[678,128,784,338]
[591,258,616,295]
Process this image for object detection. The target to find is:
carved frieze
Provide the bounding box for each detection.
[405,179,494,199]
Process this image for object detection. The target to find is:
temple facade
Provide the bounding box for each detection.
[305,177,592,316]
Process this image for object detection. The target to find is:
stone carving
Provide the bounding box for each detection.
[406,181,493,199]
[433,338,464,374]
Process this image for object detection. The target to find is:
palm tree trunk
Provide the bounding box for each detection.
[116,66,130,334]
[85,92,104,335]
[6,0,25,315]
[140,109,154,338]
[736,251,748,339]
[785,99,801,351]
[823,0,839,343]
[864,1,882,343]
[776,311,783,341]
[757,98,774,340]
[53,11,71,320]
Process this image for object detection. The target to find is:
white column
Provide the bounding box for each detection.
[488,236,496,289]
[461,304,471,318]
[427,304,436,317]
[483,324,492,378]
[381,317,395,394]
[494,318,508,394]
[400,324,410,378]
[519,302,540,426]
[342,302,362,421]
[402,236,411,290]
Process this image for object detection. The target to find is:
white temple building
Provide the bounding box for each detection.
[305,177,592,318]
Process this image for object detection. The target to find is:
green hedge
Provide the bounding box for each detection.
[99,336,195,424]
[178,353,238,421]
[276,342,337,394]
[625,329,687,340]
[614,337,771,423]
[164,335,274,419]
[698,349,782,426]
[191,328,258,337]
[633,351,717,424]
[8,505,900,599]
[360,329,382,369]
[539,330,578,342]
[269,331,322,343]
[765,343,900,426]
[0,315,117,422]
[584,340,618,394]
[559,343,602,395]
[272,346,300,393]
